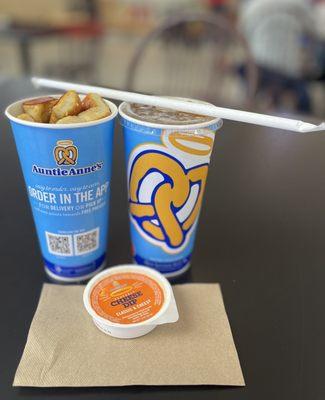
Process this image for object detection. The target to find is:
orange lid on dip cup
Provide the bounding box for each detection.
[83,265,179,339]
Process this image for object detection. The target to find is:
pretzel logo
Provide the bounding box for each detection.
[54,140,78,166]
[128,130,214,253]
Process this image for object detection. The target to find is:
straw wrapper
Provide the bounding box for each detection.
[32,77,324,133]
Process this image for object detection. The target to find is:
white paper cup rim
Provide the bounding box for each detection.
[83,265,173,329]
[5,94,118,129]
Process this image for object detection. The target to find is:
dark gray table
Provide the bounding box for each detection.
[1,78,324,400]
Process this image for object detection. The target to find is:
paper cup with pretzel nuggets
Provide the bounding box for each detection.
[119,100,222,278]
[6,91,117,282]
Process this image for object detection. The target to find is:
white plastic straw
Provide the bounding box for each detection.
[32,77,324,133]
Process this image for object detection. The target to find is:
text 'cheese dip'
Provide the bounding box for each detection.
[84,265,179,338]
[90,272,164,324]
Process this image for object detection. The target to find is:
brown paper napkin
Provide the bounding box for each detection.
[14,283,245,387]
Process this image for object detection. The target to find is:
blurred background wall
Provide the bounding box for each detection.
[0,0,324,117]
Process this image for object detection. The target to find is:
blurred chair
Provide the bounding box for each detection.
[40,22,104,83]
[125,12,258,109]
[239,0,317,113]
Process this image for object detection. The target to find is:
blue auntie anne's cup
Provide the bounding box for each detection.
[6,95,117,282]
[119,101,222,278]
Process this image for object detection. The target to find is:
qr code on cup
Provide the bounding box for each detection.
[74,228,99,255]
[45,228,99,256]
[45,232,73,256]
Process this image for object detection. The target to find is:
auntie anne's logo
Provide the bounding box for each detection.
[54,140,78,166]
[32,139,103,177]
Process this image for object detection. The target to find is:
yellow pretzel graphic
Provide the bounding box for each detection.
[54,140,78,165]
[130,152,208,249]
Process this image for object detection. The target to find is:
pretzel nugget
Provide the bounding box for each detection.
[56,116,84,124]
[49,91,82,123]
[79,93,111,121]
[56,93,110,124]
[23,96,58,123]
[17,113,35,122]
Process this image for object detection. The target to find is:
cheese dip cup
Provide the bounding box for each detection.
[119,101,222,278]
[5,95,117,282]
[83,264,179,338]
